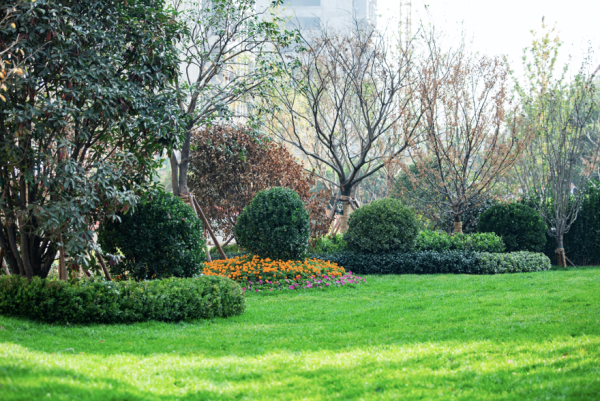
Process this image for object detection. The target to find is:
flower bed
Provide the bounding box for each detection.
[243,271,366,293]
[203,255,346,283]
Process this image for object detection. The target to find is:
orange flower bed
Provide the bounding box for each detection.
[202,255,345,283]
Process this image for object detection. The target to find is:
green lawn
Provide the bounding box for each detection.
[1,268,599,400]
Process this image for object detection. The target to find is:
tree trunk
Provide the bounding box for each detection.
[556,235,566,267]
[453,214,463,234]
[338,185,354,233]
[170,152,180,196]
[178,130,192,195]
[59,243,67,281]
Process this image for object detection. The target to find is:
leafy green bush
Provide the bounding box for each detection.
[234,187,310,260]
[311,234,347,253]
[477,203,546,252]
[344,198,418,253]
[478,252,551,274]
[415,231,505,253]
[0,275,245,324]
[313,250,550,275]
[98,190,206,280]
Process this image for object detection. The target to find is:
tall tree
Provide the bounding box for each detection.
[515,22,600,267]
[169,0,296,196]
[0,0,184,279]
[265,22,422,232]
[397,41,524,233]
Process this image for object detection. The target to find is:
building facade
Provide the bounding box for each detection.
[257,0,377,31]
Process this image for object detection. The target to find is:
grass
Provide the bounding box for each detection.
[1,268,599,400]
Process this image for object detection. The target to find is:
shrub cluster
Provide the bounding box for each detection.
[203,255,345,283]
[313,250,550,275]
[415,231,505,253]
[235,187,310,260]
[98,190,206,280]
[477,203,546,252]
[344,198,418,253]
[311,234,347,253]
[0,275,245,324]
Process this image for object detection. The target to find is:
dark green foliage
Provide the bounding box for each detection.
[344,198,418,253]
[478,203,546,252]
[0,0,185,278]
[313,251,550,275]
[562,180,600,265]
[539,180,600,265]
[415,231,505,253]
[235,187,310,260]
[0,275,245,324]
[98,191,206,280]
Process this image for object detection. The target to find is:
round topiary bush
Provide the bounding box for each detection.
[234,187,310,260]
[477,203,546,252]
[98,190,206,280]
[344,198,418,253]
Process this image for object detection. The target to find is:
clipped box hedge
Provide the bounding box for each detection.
[0,275,245,324]
[312,251,550,275]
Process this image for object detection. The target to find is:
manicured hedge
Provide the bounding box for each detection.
[312,251,550,275]
[0,276,245,324]
[414,231,505,253]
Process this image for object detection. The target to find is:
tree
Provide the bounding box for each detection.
[169,0,296,196]
[517,76,599,267]
[264,21,422,232]
[397,40,524,234]
[0,1,26,102]
[187,125,332,241]
[0,0,184,279]
[515,22,600,267]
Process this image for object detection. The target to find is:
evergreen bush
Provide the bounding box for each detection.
[313,250,550,275]
[98,190,206,280]
[415,231,505,253]
[344,198,418,253]
[234,187,310,260]
[0,275,245,324]
[477,203,546,252]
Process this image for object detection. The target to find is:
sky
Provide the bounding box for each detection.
[376,0,600,81]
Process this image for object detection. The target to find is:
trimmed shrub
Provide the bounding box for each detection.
[234,187,310,260]
[415,231,505,253]
[0,275,245,324]
[478,252,551,274]
[477,203,546,252]
[98,190,206,280]
[344,198,418,253]
[313,250,550,275]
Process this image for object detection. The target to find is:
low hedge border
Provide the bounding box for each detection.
[311,251,551,275]
[0,275,245,324]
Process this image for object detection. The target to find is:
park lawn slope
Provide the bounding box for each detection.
[1,268,599,400]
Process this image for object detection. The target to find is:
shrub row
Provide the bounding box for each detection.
[312,251,550,275]
[415,231,505,253]
[0,275,245,324]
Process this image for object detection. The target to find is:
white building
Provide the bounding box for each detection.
[257,0,377,31]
